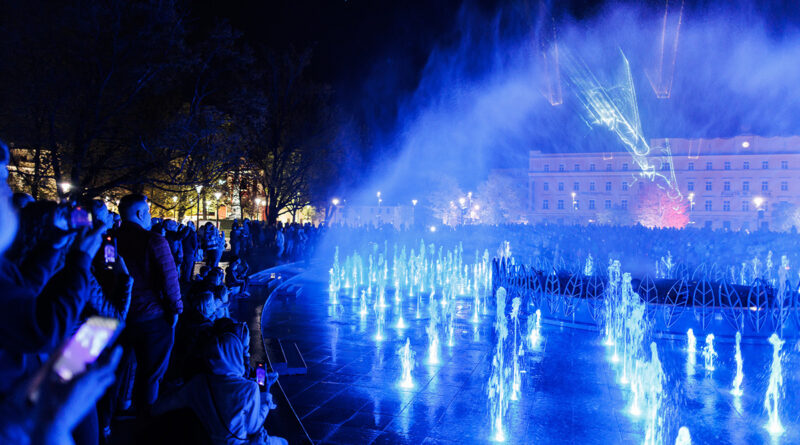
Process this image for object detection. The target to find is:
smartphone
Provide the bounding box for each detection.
[70,207,93,229]
[256,362,266,389]
[28,316,124,402]
[102,236,117,269]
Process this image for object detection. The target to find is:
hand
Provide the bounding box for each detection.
[74,225,105,258]
[266,371,279,388]
[35,346,123,443]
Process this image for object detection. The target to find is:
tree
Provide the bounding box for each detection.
[236,49,336,225]
[635,181,689,229]
[474,169,528,224]
[771,201,800,232]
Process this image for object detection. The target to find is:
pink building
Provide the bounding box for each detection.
[528,136,800,231]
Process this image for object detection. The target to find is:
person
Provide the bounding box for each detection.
[163,219,184,271]
[229,222,242,258]
[225,258,250,297]
[202,222,223,268]
[153,330,287,445]
[180,221,199,284]
[205,267,230,319]
[115,193,183,416]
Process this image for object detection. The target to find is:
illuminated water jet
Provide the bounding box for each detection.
[731,331,743,397]
[702,334,717,372]
[488,287,510,442]
[764,333,785,436]
[398,338,415,389]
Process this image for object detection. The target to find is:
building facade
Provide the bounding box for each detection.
[528,136,800,231]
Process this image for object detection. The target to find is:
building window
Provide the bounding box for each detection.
[622,181,628,191]
[606,163,612,171]
[589,181,596,191]
[761,181,769,191]
[723,201,731,211]
[661,162,670,171]
[604,200,612,210]
[544,164,550,172]
[559,164,565,172]
[724,161,731,170]
[573,182,580,192]
[557,200,564,210]
[622,163,629,171]
[558,182,564,191]
[543,182,549,191]
[542,200,549,210]
[688,162,694,171]
[742,201,749,211]
[781,160,788,169]
[762,161,769,169]
[705,162,713,170]
[723,181,731,191]
[589,199,595,210]
[621,200,628,210]
[687,181,694,191]
[781,181,788,191]
[705,181,712,191]
[743,161,749,170]
[574,164,580,171]
[704,200,712,211]
[742,181,749,192]
[589,163,596,171]
[605,182,612,192]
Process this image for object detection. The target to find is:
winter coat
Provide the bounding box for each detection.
[0,251,93,399]
[115,222,183,321]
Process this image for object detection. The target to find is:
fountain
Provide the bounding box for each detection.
[528,309,542,350]
[398,338,416,389]
[374,305,385,342]
[488,287,510,442]
[427,297,441,365]
[686,329,696,376]
[675,427,691,445]
[359,290,368,318]
[764,333,785,436]
[643,342,665,445]
[702,334,717,372]
[510,297,522,401]
[731,331,743,397]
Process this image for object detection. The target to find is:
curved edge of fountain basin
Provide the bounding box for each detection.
[254,261,314,445]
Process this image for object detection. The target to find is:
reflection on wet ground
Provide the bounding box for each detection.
[262,277,800,444]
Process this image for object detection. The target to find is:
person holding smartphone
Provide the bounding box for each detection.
[153,330,287,445]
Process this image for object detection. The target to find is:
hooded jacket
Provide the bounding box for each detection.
[155,332,268,444]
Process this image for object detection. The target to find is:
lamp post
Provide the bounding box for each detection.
[195,185,203,227]
[254,198,262,222]
[411,199,417,226]
[214,192,222,228]
[377,191,381,207]
[172,195,178,220]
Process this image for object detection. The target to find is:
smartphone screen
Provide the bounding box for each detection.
[103,243,116,266]
[256,366,266,387]
[52,317,120,381]
[70,207,93,229]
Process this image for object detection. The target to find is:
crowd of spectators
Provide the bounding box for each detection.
[0,139,288,445]
[320,222,800,280]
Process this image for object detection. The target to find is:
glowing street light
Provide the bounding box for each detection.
[195,185,203,226]
[377,191,382,207]
[458,197,466,207]
[429,225,437,232]
[332,198,340,206]
[59,182,72,194]
[753,196,764,209]
[411,199,418,226]
[411,199,418,206]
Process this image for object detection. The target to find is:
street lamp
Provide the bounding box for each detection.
[411,199,417,226]
[377,191,381,207]
[172,195,178,220]
[332,198,340,206]
[214,192,222,228]
[195,185,203,226]
[58,182,72,197]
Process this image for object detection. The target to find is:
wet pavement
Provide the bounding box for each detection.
[261,273,800,444]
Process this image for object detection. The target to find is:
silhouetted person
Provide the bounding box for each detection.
[115,194,183,416]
